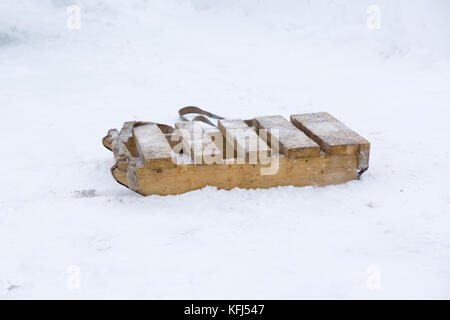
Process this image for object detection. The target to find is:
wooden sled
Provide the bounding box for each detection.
[103,107,370,196]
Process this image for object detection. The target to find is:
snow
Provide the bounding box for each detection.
[1,0,450,299]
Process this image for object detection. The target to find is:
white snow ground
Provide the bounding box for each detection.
[1,0,450,299]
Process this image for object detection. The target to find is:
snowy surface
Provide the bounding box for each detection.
[1,0,450,299]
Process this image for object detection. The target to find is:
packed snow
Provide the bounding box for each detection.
[1,0,449,299]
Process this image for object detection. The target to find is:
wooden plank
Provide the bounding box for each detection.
[118,121,136,143]
[112,153,359,196]
[254,115,320,159]
[290,112,370,170]
[132,123,175,169]
[218,119,271,163]
[174,122,223,164]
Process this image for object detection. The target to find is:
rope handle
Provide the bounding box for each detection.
[178,106,254,127]
[178,106,225,127]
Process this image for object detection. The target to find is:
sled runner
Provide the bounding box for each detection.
[103,107,370,196]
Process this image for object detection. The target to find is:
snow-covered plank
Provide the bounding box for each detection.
[118,121,136,143]
[254,115,320,158]
[290,112,370,170]
[218,119,271,162]
[175,122,223,164]
[132,123,175,169]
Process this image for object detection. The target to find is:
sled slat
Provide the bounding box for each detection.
[118,121,136,143]
[218,119,271,162]
[133,124,175,169]
[290,112,370,170]
[175,122,223,164]
[255,115,320,158]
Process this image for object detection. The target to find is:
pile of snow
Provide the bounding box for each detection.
[0,0,449,299]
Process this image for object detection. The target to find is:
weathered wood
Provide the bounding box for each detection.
[254,115,320,159]
[218,119,271,163]
[102,128,118,151]
[132,123,175,169]
[105,111,371,196]
[103,121,135,152]
[111,154,358,196]
[118,121,136,143]
[174,121,223,164]
[290,112,370,170]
